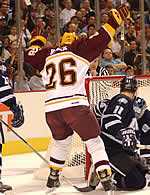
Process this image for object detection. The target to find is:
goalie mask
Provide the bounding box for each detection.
[133,97,147,119]
[120,75,137,92]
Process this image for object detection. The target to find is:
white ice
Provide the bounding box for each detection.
[0,151,150,195]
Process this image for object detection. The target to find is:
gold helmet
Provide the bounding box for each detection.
[60,32,78,46]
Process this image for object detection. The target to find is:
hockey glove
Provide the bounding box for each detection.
[10,104,24,128]
[121,128,137,152]
[108,4,130,30]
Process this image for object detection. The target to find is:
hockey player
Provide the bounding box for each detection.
[88,75,149,191]
[0,59,24,192]
[133,97,150,163]
[24,4,130,191]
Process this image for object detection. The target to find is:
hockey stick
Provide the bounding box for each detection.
[0,118,50,166]
[101,131,150,150]
[0,119,81,192]
[121,0,125,62]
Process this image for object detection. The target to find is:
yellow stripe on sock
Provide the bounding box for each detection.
[49,165,63,172]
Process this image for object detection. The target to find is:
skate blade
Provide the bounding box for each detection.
[45,187,57,194]
[107,190,115,195]
[4,190,15,195]
[73,185,95,192]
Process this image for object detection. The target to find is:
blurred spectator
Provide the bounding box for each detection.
[28,69,45,91]
[136,30,142,52]
[134,50,150,75]
[82,15,96,34]
[79,32,87,38]
[81,0,95,18]
[101,0,114,14]
[3,35,10,51]
[129,0,149,18]
[99,0,107,11]
[21,19,32,49]
[60,0,76,28]
[0,15,10,36]
[111,32,128,59]
[72,0,80,10]
[125,65,134,76]
[46,25,57,46]
[35,3,45,18]
[79,7,87,27]
[31,17,45,38]
[87,23,95,38]
[13,70,30,91]
[0,39,11,62]
[102,48,127,75]
[32,0,46,15]
[87,57,99,76]
[9,40,17,56]
[125,24,136,43]
[100,12,109,26]
[43,7,53,28]
[124,40,138,68]
[134,14,147,33]
[26,8,36,33]
[105,64,114,75]
[0,1,9,23]
[8,25,17,43]
[146,28,150,49]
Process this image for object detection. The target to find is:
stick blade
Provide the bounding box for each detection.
[73,185,95,192]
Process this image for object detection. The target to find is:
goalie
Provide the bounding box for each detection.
[87,76,149,191]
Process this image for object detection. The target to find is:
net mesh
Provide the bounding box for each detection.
[86,75,150,110]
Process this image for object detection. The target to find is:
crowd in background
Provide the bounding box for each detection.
[0,0,150,91]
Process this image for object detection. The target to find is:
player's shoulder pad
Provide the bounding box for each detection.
[115,94,130,105]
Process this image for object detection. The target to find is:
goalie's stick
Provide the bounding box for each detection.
[0,118,50,166]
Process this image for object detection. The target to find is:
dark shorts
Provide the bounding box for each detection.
[45,106,101,141]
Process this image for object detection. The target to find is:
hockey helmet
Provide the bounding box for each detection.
[60,32,78,46]
[133,97,147,119]
[120,75,137,92]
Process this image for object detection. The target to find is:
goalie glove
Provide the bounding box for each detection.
[10,104,24,128]
[121,128,137,152]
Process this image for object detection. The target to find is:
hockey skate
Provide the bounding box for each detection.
[47,168,60,188]
[98,169,116,191]
[0,182,12,193]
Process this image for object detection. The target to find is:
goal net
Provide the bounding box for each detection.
[85,75,150,110]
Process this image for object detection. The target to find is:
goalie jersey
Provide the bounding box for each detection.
[94,94,138,156]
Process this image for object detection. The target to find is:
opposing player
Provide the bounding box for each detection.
[87,76,148,191]
[24,4,130,191]
[133,97,150,164]
[0,60,24,193]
